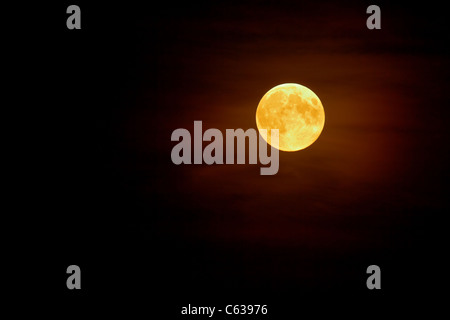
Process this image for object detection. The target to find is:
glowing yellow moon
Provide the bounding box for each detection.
[256,83,325,151]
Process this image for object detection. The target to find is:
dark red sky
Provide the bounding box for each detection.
[41,0,450,313]
[111,0,448,252]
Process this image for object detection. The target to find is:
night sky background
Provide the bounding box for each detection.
[31,0,449,317]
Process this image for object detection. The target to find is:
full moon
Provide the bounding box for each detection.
[256,83,325,152]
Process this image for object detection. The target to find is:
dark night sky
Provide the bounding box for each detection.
[30,0,450,316]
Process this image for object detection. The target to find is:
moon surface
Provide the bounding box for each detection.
[256,83,325,152]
